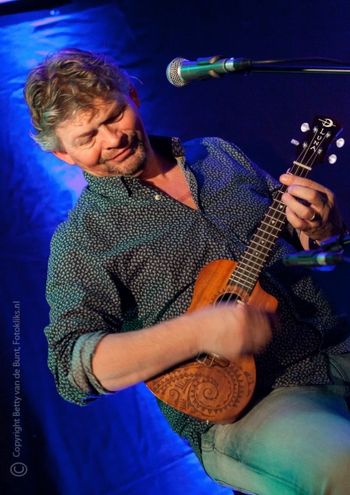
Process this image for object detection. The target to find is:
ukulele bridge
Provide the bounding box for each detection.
[196,353,230,368]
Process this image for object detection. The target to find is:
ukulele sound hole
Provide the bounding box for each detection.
[215,292,243,305]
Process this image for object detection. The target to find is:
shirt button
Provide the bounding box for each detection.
[154,194,162,200]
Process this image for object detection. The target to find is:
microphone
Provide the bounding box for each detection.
[166,55,251,87]
[283,250,344,268]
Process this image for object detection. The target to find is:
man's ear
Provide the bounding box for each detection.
[52,150,76,165]
[129,86,140,107]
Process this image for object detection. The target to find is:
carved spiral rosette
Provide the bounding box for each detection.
[147,356,256,423]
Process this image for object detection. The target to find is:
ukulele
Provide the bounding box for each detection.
[146,116,342,423]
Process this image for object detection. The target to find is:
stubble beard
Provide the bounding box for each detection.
[100,132,147,177]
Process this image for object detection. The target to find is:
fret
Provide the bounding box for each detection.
[252,230,278,243]
[247,230,280,252]
[236,253,267,270]
[245,245,269,260]
[263,212,285,222]
[229,271,255,289]
[231,249,272,292]
[228,280,255,295]
[250,237,275,250]
[230,272,257,287]
[272,198,286,207]
[247,243,270,258]
[256,227,279,240]
[236,256,265,273]
[264,212,285,223]
[229,200,286,294]
[221,117,340,299]
[260,219,284,232]
[246,241,272,255]
[292,160,312,171]
[245,245,269,259]
[252,236,276,248]
[233,259,265,274]
[247,242,274,260]
[265,204,285,215]
[270,205,286,215]
[234,272,261,286]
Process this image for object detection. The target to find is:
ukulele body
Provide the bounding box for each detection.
[146,259,278,423]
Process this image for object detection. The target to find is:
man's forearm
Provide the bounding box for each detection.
[92,315,199,392]
[91,304,272,393]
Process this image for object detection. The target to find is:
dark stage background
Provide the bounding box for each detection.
[1,1,349,494]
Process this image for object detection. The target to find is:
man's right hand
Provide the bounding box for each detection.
[183,302,273,362]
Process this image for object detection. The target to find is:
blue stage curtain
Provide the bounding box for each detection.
[1,1,349,494]
[0,3,230,494]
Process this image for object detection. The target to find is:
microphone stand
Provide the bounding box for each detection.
[283,233,350,269]
[318,232,350,251]
[230,57,350,75]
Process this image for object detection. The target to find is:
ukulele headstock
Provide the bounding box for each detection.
[291,116,343,168]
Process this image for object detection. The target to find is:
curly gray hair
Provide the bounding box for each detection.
[24,48,131,151]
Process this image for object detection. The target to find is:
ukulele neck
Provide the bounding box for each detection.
[229,159,315,295]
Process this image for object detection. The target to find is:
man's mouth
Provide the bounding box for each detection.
[109,146,133,161]
[103,135,141,164]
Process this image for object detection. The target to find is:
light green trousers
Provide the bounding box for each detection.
[201,354,350,495]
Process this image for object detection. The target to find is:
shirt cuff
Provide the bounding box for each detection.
[68,331,113,396]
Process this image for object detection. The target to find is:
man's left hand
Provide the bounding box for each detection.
[279,173,344,243]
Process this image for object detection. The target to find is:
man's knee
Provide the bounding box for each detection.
[314,445,350,495]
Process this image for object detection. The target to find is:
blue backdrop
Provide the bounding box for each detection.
[1,1,349,494]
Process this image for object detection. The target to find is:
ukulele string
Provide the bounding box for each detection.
[220,124,328,307]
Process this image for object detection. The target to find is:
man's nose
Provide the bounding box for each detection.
[100,125,123,148]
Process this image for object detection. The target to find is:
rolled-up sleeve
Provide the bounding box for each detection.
[44,223,123,406]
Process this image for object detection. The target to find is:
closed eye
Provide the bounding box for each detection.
[105,106,126,124]
[77,131,97,146]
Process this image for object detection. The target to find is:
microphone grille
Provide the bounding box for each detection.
[166,57,187,87]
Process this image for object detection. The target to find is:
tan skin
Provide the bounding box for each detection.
[54,91,197,209]
[52,90,344,392]
[280,174,343,247]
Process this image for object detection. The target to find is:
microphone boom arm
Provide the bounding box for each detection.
[166,55,350,87]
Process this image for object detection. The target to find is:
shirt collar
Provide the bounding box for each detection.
[83,136,184,199]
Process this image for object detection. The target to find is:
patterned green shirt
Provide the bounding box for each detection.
[45,136,350,459]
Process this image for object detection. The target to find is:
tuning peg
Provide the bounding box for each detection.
[300,122,310,133]
[290,139,300,146]
[328,154,337,164]
[336,138,345,148]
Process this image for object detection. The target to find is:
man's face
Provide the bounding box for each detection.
[53,93,149,177]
